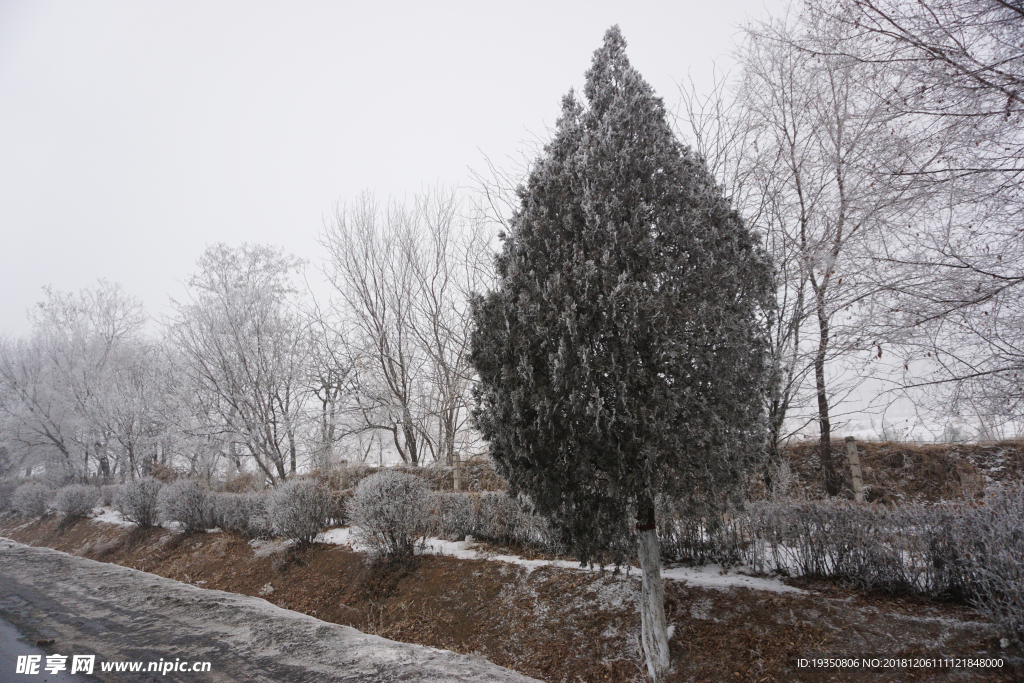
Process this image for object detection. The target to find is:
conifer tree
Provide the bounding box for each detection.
[470,26,774,680]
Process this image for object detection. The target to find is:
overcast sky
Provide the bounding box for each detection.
[0,0,793,338]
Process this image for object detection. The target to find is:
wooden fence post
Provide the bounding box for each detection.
[845,436,865,503]
[453,451,462,492]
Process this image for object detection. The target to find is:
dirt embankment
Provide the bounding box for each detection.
[780,440,1024,504]
[2,515,1019,683]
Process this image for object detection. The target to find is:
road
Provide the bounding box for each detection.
[0,538,539,683]
[0,616,96,683]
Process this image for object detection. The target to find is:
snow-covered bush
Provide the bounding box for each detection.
[430,491,474,540]
[740,499,971,596]
[157,479,212,532]
[54,484,100,519]
[352,470,430,557]
[115,477,163,528]
[99,484,120,507]
[426,491,559,551]
[474,492,554,548]
[0,480,18,513]
[269,479,334,544]
[12,482,51,518]
[211,491,272,538]
[953,485,1024,645]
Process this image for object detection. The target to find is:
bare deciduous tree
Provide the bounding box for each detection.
[0,281,153,482]
[169,244,309,484]
[810,0,1024,432]
[305,311,353,470]
[681,10,927,492]
[679,71,814,478]
[320,188,490,466]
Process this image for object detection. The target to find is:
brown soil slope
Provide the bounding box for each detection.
[780,440,1024,504]
[1,515,1018,683]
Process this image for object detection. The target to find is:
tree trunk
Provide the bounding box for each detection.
[636,497,670,681]
[814,296,840,497]
[289,431,297,475]
[98,452,111,482]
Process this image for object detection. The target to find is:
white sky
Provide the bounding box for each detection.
[0,0,786,337]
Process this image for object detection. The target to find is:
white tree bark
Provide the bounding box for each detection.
[637,526,670,681]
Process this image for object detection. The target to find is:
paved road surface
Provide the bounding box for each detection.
[0,538,539,683]
[0,616,96,683]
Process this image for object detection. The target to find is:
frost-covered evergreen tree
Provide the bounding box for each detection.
[470,27,774,680]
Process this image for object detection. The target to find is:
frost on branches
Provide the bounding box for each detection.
[352,470,431,558]
[470,26,774,681]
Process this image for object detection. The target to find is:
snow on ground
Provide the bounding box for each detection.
[248,537,296,558]
[316,526,806,594]
[91,506,134,527]
[86,510,803,594]
[659,564,805,593]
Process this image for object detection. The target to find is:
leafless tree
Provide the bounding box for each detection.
[678,71,814,475]
[680,10,927,493]
[320,188,491,466]
[169,244,309,484]
[808,0,1024,433]
[321,194,427,466]
[0,281,152,481]
[305,310,353,470]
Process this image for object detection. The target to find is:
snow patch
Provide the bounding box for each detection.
[86,513,807,596]
[660,564,805,594]
[92,507,134,528]
[248,538,295,558]
[690,597,714,620]
[315,526,807,594]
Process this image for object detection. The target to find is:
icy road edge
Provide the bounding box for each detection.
[0,537,539,682]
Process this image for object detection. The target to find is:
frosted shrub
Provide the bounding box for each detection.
[657,495,747,567]
[326,488,351,526]
[212,491,272,538]
[427,491,559,551]
[99,484,120,507]
[211,492,244,531]
[54,485,100,519]
[741,499,972,596]
[894,504,969,598]
[474,492,554,548]
[731,493,1021,641]
[352,470,430,557]
[769,460,793,500]
[745,500,923,592]
[270,479,334,544]
[430,491,474,540]
[115,477,162,528]
[0,481,18,512]
[12,483,51,519]
[955,485,1024,644]
[157,479,212,532]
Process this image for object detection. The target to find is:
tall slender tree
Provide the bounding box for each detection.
[470,27,774,680]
